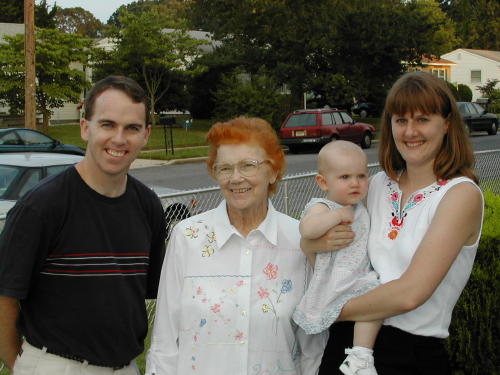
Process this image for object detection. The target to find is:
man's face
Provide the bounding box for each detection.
[80,89,150,179]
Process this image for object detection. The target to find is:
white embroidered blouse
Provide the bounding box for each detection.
[146,200,327,375]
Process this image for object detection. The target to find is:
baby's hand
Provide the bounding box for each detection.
[336,205,354,224]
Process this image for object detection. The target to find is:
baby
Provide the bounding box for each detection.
[293,140,380,375]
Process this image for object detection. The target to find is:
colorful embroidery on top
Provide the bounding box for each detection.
[258,263,293,334]
[185,226,199,239]
[386,177,448,240]
[263,263,278,280]
[202,245,214,257]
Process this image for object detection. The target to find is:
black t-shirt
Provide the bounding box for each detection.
[0,167,166,367]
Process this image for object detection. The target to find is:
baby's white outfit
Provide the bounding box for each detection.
[293,198,380,334]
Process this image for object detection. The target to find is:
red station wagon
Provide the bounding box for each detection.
[279,108,376,153]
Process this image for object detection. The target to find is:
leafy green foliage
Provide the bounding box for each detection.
[457,84,473,102]
[35,0,57,29]
[213,68,287,127]
[477,79,500,114]
[188,0,457,109]
[0,28,92,132]
[439,0,499,50]
[54,6,105,38]
[446,191,500,374]
[92,9,206,125]
[0,0,23,23]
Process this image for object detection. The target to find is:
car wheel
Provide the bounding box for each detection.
[360,132,372,149]
[487,122,497,136]
[288,145,300,154]
[359,109,368,118]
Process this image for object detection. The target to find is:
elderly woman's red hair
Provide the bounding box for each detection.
[206,117,286,194]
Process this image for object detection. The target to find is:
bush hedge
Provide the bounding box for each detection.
[446,191,499,374]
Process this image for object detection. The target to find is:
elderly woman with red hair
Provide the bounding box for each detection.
[146,117,327,375]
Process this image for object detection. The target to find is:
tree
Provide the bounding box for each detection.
[0,0,57,26]
[55,7,105,38]
[35,0,57,28]
[213,67,284,126]
[93,9,206,126]
[0,0,23,23]
[188,0,457,108]
[439,0,499,50]
[0,28,92,132]
[107,0,189,27]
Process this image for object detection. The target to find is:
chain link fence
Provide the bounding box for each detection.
[159,149,500,227]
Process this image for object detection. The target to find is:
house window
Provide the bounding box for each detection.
[431,69,447,80]
[471,70,482,83]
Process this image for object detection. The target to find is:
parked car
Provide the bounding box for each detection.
[457,102,498,135]
[278,108,376,153]
[0,153,84,220]
[0,128,85,155]
[351,102,381,118]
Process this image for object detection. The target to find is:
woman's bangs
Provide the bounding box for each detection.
[386,85,446,117]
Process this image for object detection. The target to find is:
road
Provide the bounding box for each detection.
[129,132,500,191]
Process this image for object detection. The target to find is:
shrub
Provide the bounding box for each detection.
[446,191,499,374]
[456,84,473,102]
[446,81,459,100]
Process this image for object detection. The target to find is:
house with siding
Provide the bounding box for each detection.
[441,49,500,101]
[406,56,456,82]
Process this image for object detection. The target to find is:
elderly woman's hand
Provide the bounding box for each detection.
[300,224,355,254]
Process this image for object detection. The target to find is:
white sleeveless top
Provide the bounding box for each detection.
[367,172,483,338]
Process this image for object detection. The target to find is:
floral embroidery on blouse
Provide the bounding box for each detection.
[201,245,214,257]
[258,263,294,334]
[185,226,199,239]
[207,232,216,243]
[263,263,278,280]
[386,177,449,240]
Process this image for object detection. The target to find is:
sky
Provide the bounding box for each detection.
[43,0,136,23]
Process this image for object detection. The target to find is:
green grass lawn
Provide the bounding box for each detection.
[49,116,381,161]
[48,118,216,155]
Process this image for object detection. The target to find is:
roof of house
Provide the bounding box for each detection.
[421,56,456,66]
[449,48,500,63]
[0,22,24,42]
[462,49,500,63]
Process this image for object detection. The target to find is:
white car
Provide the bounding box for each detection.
[0,153,84,220]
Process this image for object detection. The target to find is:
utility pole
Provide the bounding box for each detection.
[24,0,36,130]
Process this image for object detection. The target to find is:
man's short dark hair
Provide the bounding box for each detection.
[84,76,150,125]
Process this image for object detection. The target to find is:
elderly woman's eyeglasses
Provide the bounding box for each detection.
[213,159,270,179]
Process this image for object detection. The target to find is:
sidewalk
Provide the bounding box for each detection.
[131,156,207,169]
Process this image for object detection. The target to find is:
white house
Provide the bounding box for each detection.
[441,48,500,101]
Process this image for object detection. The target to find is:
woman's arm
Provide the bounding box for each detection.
[338,182,483,322]
[300,224,355,254]
[300,204,353,240]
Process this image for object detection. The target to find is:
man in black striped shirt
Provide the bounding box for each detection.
[0,76,166,374]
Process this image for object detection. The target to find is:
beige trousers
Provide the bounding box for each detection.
[12,341,140,375]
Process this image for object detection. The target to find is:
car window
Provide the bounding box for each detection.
[0,132,22,146]
[18,130,54,145]
[321,113,334,125]
[284,113,317,127]
[340,112,353,123]
[332,112,343,125]
[472,103,485,114]
[458,103,468,114]
[18,169,42,198]
[0,165,22,198]
[465,103,478,114]
[47,165,72,177]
